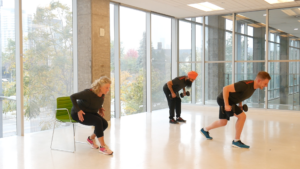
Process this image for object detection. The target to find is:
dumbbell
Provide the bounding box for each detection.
[221,104,248,114]
[231,104,248,113]
[180,91,190,98]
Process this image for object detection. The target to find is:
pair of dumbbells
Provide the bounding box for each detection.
[221,104,248,114]
[169,91,190,99]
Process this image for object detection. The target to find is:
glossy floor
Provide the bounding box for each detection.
[0,105,299,169]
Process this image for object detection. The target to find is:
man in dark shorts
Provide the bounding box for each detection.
[201,71,271,148]
[163,71,198,124]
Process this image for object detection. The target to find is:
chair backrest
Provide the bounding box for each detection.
[56,96,73,118]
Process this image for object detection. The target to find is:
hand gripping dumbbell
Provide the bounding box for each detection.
[169,93,180,99]
[221,104,248,114]
[231,104,248,113]
[180,91,190,98]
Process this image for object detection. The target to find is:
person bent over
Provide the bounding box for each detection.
[201,71,271,148]
[163,71,198,124]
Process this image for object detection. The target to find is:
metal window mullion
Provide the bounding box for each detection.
[232,13,235,83]
[16,0,24,136]
[202,17,205,105]
[73,0,78,93]
[244,22,248,80]
[114,4,121,118]
[172,18,178,79]
[146,12,151,113]
[191,18,196,104]
[265,9,269,109]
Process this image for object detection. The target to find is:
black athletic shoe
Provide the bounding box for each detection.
[176,117,186,122]
[170,118,178,124]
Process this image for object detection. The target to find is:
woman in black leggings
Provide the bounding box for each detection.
[70,76,113,155]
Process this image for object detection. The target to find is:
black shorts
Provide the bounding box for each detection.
[217,97,243,121]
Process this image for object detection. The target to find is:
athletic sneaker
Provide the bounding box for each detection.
[87,136,99,149]
[99,146,113,155]
[232,140,250,149]
[169,118,178,124]
[200,128,213,140]
[176,117,186,122]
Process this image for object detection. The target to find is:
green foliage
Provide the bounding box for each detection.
[2,1,73,130]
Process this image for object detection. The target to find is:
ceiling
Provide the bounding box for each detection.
[111,0,300,18]
[236,7,300,38]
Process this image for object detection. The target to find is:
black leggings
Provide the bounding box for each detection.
[71,112,108,138]
[163,86,181,119]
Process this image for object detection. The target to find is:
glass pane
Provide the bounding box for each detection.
[22,0,73,133]
[235,62,265,108]
[205,63,232,105]
[120,7,146,116]
[179,21,191,62]
[196,17,203,23]
[110,3,114,118]
[268,62,300,110]
[195,63,202,104]
[269,7,300,61]
[151,14,171,111]
[196,25,203,61]
[1,0,16,137]
[179,63,191,103]
[236,11,266,60]
[205,14,232,61]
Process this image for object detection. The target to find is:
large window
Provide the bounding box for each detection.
[110,3,115,117]
[120,7,147,116]
[1,0,16,137]
[205,63,232,105]
[196,24,203,104]
[108,5,300,119]
[151,14,171,110]
[268,7,300,110]
[205,14,232,61]
[235,11,266,108]
[22,0,74,133]
[179,21,191,62]
[204,14,232,105]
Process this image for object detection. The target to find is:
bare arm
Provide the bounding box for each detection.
[183,88,186,95]
[223,84,236,106]
[167,81,175,94]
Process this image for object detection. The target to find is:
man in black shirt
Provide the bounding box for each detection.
[201,71,271,148]
[163,71,198,124]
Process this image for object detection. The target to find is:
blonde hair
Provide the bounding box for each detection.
[91,76,111,94]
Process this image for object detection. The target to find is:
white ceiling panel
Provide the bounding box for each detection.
[112,0,300,18]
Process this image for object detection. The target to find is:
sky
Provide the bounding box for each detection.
[2,0,72,14]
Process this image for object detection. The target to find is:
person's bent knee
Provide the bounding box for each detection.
[237,112,246,120]
[103,119,108,130]
[219,120,228,126]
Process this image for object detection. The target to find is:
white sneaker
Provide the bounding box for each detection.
[87,136,99,149]
[99,146,113,155]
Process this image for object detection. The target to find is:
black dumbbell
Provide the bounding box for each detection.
[221,104,248,114]
[180,91,190,98]
[231,104,248,113]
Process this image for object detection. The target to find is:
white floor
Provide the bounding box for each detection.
[0,105,300,169]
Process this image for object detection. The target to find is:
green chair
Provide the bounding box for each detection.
[50,96,83,153]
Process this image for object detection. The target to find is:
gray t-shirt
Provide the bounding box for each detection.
[217,80,256,104]
[166,76,187,93]
[70,89,104,114]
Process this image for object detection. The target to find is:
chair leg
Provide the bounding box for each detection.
[50,121,75,153]
[50,120,57,149]
[73,123,76,152]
